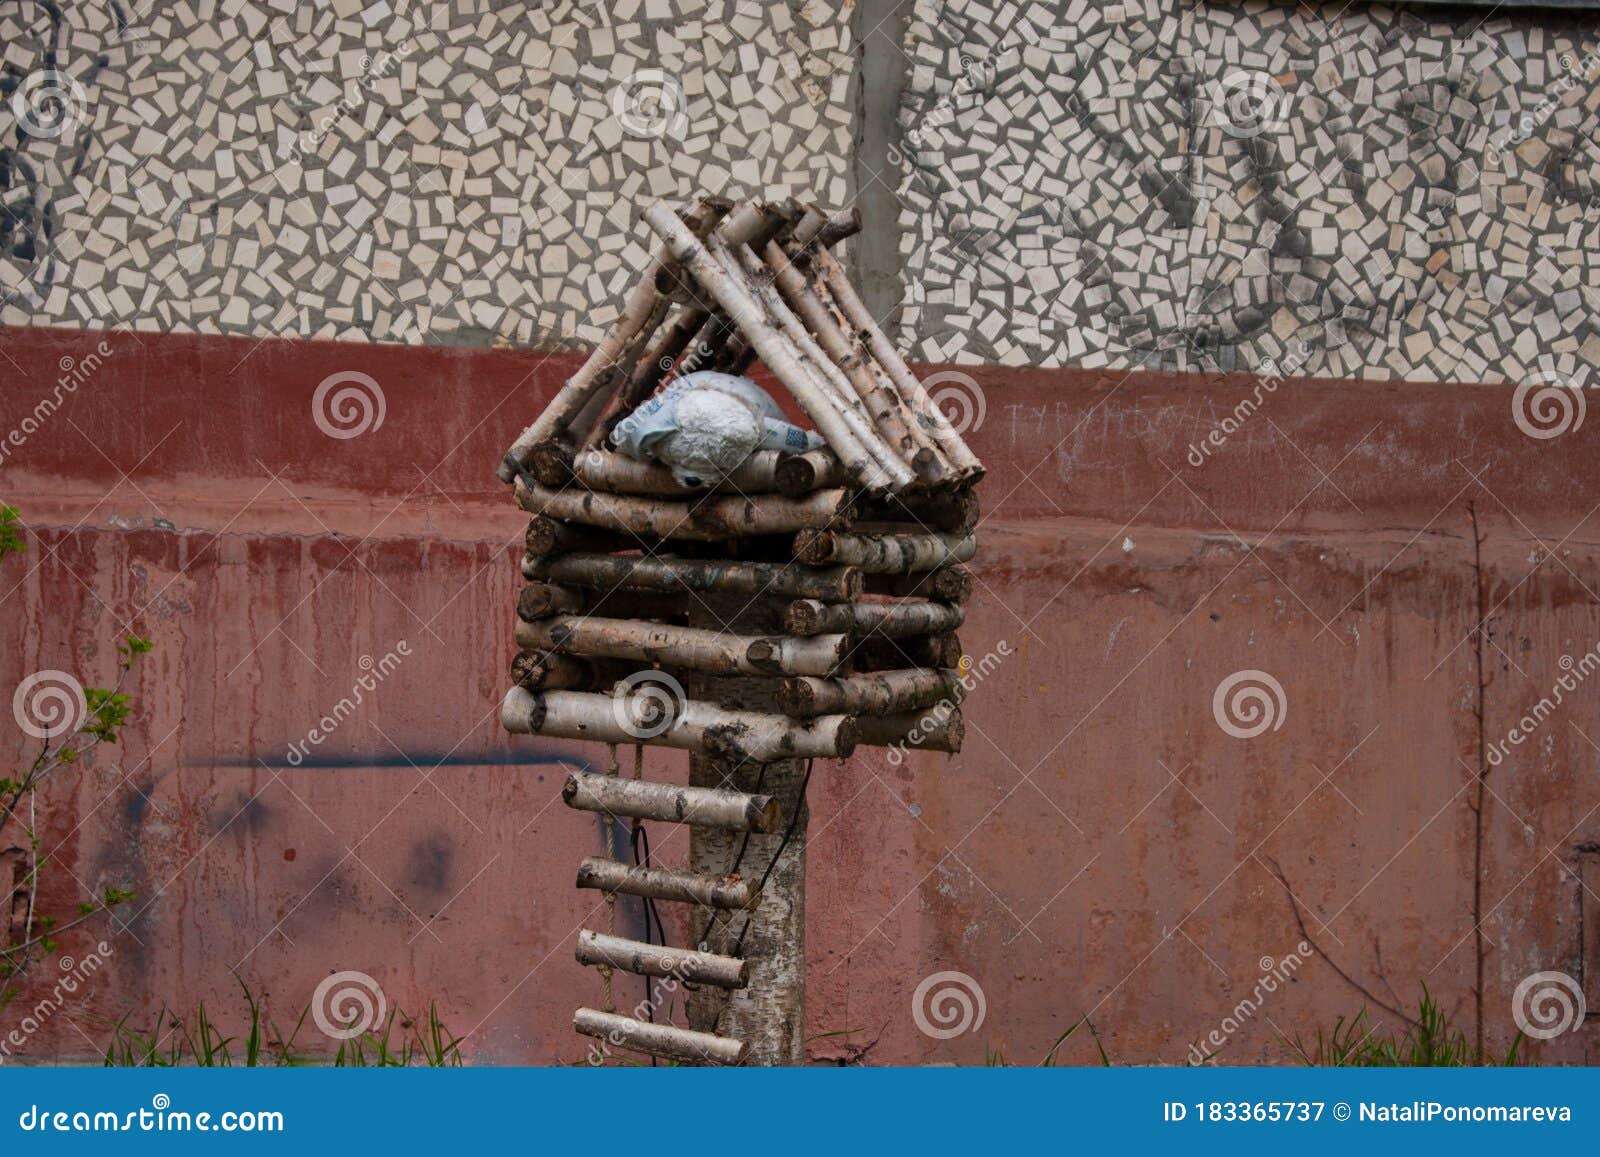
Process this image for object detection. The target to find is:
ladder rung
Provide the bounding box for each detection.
[576,856,759,910]
[576,929,747,988]
[575,1008,745,1066]
[561,769,780,832]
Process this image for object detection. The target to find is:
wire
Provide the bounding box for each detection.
[732,759,812,958]
[701,760,771,952]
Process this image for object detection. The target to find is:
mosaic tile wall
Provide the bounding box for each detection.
[894,0,1600,383]
[0,0,856,347]
[3,0,1599,385]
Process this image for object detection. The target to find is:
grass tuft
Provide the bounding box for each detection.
[103,979,462,1067]
[1284,986,1522,1067]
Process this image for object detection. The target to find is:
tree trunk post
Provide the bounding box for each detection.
[685,589,807,1065]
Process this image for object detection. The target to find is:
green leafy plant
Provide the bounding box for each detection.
[986,1014,1111,1067]
[1,506,146,1013]
[0,506,24,558]
[1284,986,1522,1067]
[104,979,463,1067]
[333,1002,463,1067]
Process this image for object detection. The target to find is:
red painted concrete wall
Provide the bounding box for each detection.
[2,325,1598,1064]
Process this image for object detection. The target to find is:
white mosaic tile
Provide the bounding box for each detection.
[894,0,1600,384]
[0,0,856,348]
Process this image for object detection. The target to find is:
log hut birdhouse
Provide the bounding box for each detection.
[497,196,984,1066]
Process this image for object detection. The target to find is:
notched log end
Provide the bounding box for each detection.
[775,680,816,716]
[774,454,817,497]
[511,650,538,689]
[792,528,832,565]
[743,638,781,672]
[531,439,577,486]
[782,601,826,636]
[502,686,547,734]
[834,715,860,758]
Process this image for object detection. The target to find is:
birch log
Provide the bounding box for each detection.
[528,438,579,486]
[814,207,862,249]
[794,528,977,571]
[640,201,893,492]
[498,270,661,480]
[524,517,631,556]
[762,240,936,475]
[720,238,913,490]
[515,616,849,676]
[557,765,780,832]
[789,205,828,247]
[772,448,848,496]
[569,294,671,443]
[576,930,748,988]
[855,701,965,753]
[575,856,759,911]
[563,449,803,496]
[603,304,711,431]
[515,479,852,541]
[715,199,798,247]
[510,650,624,692]
[575,1008,745,1066]
[783,599,965,638]
[730,241,867,417]
[510,649,580,690]
[504,687,858,761]
[523,551,862,602]
[778,668,965,717]
[813,247,984,478]
[499,198,729,479]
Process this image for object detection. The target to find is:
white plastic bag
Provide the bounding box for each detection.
[610,372,824,488]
